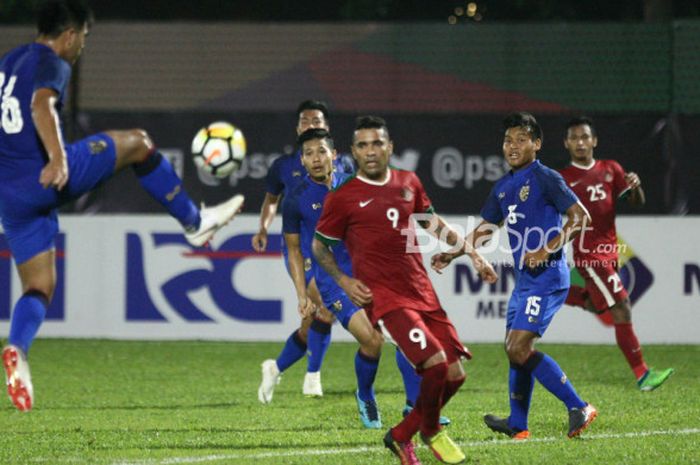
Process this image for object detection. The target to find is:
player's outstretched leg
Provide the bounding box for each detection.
[2,345,33,412]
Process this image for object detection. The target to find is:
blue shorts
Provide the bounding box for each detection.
[281,238,314,285]
[506,287,568,336]
[0,133,116,264]
[324,292,361,329]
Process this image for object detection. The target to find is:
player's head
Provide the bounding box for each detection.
[36,0,93,64]
[564,116,598,165]
[351,115,393,181]
[297,128,336,182]
[296,100,330,136]
[502,112,542,171]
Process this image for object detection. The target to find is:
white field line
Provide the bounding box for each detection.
[101,427,700,465]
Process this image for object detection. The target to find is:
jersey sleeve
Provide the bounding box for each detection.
[281,192,302,235]
[412,172,435,214]
[265,157,285,196]
[314,191,347,246]
[609,160,630,198]
[34,51,71,95]
[480,185,504,224]
[538,168,579,214]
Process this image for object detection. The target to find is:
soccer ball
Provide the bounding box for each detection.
[191,121,246,178]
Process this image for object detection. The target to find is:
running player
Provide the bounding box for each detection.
[560,116,673,391]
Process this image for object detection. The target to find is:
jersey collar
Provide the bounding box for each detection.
[357,168,392,186]
[571,159,597,170]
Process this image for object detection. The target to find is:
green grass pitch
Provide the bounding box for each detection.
[0,339,697,465]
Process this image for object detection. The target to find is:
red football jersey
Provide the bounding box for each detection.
[559,159,630,265]
[315,169,441,323]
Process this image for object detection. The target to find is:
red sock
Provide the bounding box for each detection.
[566,285,588,308]
[614,323,648,379]
[442,376,465,408]
[392,362,448,442]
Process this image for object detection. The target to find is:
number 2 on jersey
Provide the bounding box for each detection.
[0,72,24,134]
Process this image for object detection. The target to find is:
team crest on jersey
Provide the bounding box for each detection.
[303,258,312,272]
[498,192,506,199]
[401,188,414,202]
[292,170,302,177]
[605,172,613,183]
[89,140,108,154]
[312,203,322,210]
[519,185,530,202]
[332,300,343,312]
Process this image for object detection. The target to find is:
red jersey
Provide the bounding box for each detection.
[315,169,441,323]
[559,159,630,266]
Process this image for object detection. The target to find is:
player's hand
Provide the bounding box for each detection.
[252,229,268,252]
[338,275,373,307]
[431,252,456,274]
[625,172,641,190]
[472,255,498,284]
[297,295,315,318]
[39,157,69,190]
[523,248,549,269]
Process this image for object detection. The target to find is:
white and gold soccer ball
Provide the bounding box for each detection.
[191,121,246,178]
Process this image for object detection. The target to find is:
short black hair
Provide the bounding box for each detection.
[297,128,335,151]
[36,0,93,38]
[296,100,329,120]
[354,115,390,137]
[503,112,543,142]
[566,116,597,137]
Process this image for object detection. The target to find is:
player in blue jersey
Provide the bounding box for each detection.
[0,0,243,411]
[253,100,352,398]
[432,112,598,440]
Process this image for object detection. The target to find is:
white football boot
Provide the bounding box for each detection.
[258,359,281,404]
[185,194,244,247]
[2,345,33,411]
[302,371,323,397]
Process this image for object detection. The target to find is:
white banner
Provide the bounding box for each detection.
[1,215,698,344]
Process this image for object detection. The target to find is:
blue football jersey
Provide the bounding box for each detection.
[481,160,579,291]
[282,172,353,299]
[0,43,71,165]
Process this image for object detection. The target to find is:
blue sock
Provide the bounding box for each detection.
[275,330,307,372]
[525,351,586,410]
[306,319,331,373]
[508,362,535,431]
[355,350,379,402]
[8,291,48,355]
[133,151,200,230]
[395,348,420,406]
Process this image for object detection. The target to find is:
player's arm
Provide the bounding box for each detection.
[421,214,497,283]
[31,87,68,190]
[284,232,314,317]
[523,201,592,269]
[312,237,373,307]
[623,172,645,207]
[252,192,281,252]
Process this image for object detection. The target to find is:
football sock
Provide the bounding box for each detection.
[395,348,420,406]
[275,330,307,372]
[525,351,586,411]
[133,151,200,231]
[306,319,331,373]
[355,350,379,402]
[614,322,648,380]
[565,285,588,308]
[8,291,48,355]
[507,362,535,431]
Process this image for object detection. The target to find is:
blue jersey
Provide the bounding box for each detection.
[282,172,353,300]
[480,160,579,292]
[0,43,71,167]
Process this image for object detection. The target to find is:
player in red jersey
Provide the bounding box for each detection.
[313,116,496,465]
[560,116,673,391]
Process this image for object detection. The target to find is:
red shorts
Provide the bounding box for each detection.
[580,263,629,312]
[377,308,470,367]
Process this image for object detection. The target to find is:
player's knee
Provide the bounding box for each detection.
[505,343,530,365]
[610,300,631,323]
[420,350,447,370]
